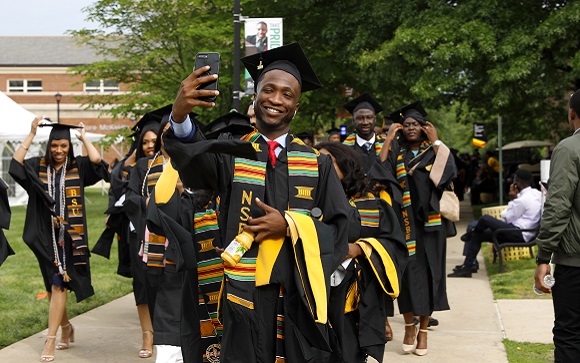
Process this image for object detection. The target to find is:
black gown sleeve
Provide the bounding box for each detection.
[0,177,13,266]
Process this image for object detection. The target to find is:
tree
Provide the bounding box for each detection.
[70,0,235,122]
[246,0,580,143]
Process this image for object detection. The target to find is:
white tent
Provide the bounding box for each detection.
[0,92,106,206]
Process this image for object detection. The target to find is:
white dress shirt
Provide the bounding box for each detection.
[500,186,542,241]
[356,134,375,150]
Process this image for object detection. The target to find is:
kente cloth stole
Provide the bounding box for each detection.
[406,145,443,232]
[394,150,417,256]
[344,196,381,313]
[121,162,136,181]
[352,195,381,229]
[342,133,384,156]
[142,156,168,269]
[193,204,224,339]
[39,158,86,256]
[224,131,318,353]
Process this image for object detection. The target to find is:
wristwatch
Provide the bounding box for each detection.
[433,140,442,147]
[536,257,550,265]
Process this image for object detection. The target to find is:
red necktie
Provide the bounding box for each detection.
[267,141,280,166]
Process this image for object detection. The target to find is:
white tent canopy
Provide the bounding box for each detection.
[0,91,106,206]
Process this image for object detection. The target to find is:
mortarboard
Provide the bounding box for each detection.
[343,93,384,115]
[241,42,322,93]
[39,122,83,140]
[132,104,174,132]
[296,131,314,142]
[203,111,255,139]
[326,128,340,136]
[388,101,428,125]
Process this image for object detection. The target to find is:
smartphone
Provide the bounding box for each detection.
[194,52,221,102]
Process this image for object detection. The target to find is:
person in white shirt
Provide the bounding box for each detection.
[449,168,542,278]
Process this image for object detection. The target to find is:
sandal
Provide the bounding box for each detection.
[139,330,154,358]
[55,323,74,350]
[40,335,56,362]
[415,329,428,356]
[402,323,416,353]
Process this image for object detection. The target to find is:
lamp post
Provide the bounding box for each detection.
[55,92,62,123]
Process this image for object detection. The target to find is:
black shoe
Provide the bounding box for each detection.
[453,264,478,273]
[412,317,440,327]
[448,266,472,278]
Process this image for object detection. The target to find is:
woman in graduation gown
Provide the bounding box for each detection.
[374,102,456,356]
[10,116,109,362]
[315,142,407,363]
[95,120,160,358]
[125,119,187,362]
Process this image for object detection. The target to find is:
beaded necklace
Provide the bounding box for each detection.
[47,157,71,282]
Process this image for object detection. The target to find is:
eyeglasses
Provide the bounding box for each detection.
[402,122,421,129]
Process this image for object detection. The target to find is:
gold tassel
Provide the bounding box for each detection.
[63,272,71,282]
[344,279,360,314]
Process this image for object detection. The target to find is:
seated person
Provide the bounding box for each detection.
[449,169,542,278]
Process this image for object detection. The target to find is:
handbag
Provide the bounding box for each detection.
[440,184,460,222]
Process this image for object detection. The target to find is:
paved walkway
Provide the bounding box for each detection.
[0,201,554,362]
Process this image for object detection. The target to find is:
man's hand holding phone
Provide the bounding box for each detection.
[172,53,221,123]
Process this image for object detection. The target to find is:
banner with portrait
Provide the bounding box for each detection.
[244,18,283,92]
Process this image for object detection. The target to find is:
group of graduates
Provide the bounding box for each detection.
[2,42,457,363]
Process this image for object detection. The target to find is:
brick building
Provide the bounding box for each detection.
[0,36,133,161]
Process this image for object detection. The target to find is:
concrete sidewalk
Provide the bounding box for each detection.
[0,201,554,362]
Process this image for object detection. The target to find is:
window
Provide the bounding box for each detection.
[85,79,119,93]
[7,79,42,92]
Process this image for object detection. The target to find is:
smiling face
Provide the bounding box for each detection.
[254,69,301,139]
[353,108,376,140]
[50,139,71,168]
[141,130,157,157]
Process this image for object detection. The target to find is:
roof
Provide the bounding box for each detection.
[501,140,554,150]
[0,36,104,66]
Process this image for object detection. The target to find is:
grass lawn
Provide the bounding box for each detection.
[0,188,133,349]
[481,235,555,361]
[504,340,554,362]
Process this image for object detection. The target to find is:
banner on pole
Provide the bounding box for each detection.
[243,18,283,92]
[472,122,487,148]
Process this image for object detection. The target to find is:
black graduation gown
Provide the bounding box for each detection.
[9,156,109,302]
[352,141,380,173]
[124,156,166,311]
[0,177,14,266]
[92,160,132,277]
[372,144,456,315]
[326,197,407,363]
[164,129,349,363]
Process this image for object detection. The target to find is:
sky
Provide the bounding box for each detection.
[1,1,98,36]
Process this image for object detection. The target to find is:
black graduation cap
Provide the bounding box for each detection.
[296,131,314,143]
[388,101,428,125]
[343,93,384,115]
[203,111,255,139]
[38,122,82,140]
[241,42,322,92]
[132,104,174,131]
[326,128,340,136]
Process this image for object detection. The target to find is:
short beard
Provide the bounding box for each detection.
[255,106,294,133]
